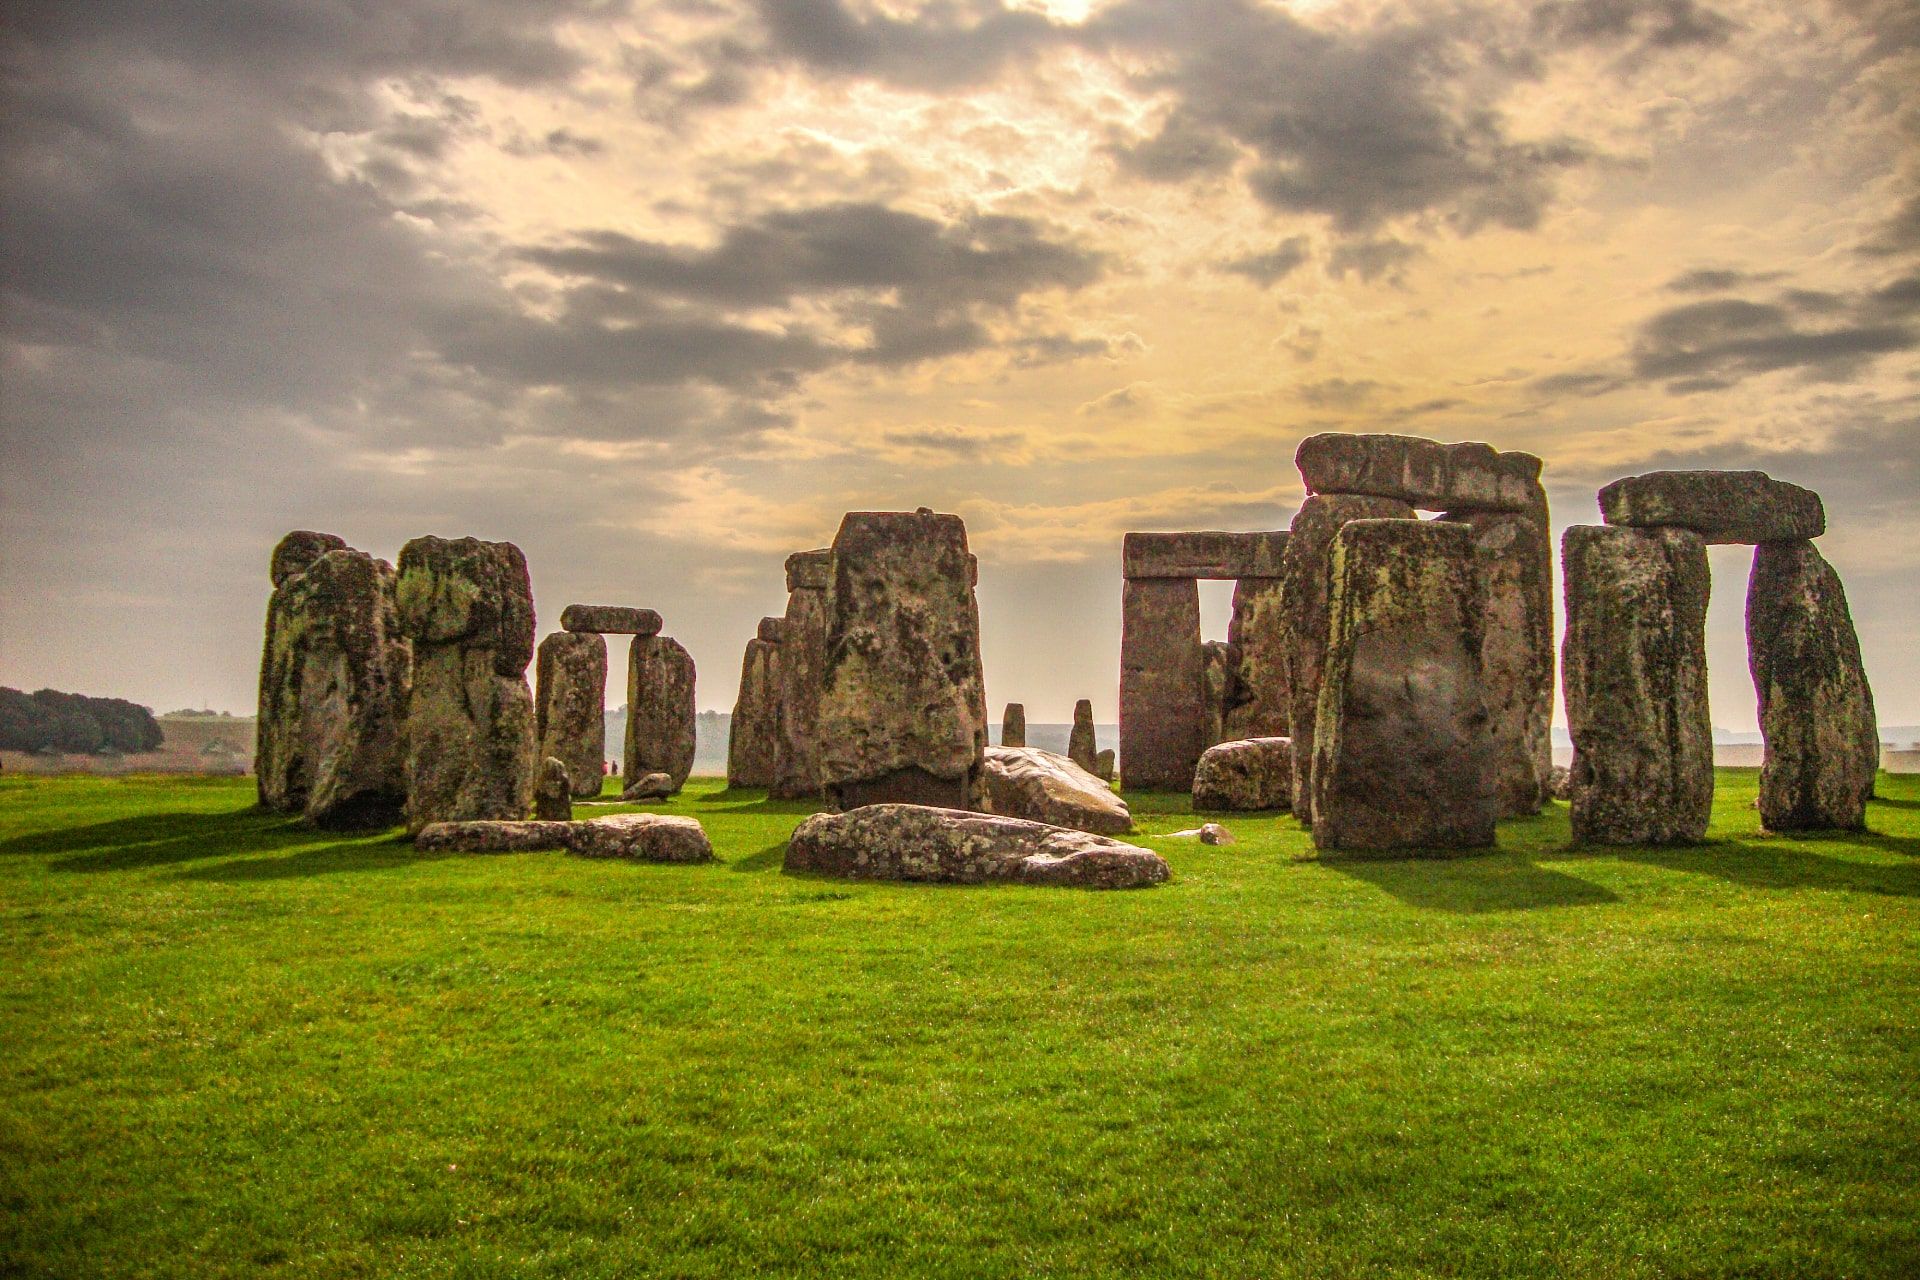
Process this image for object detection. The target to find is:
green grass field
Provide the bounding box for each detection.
[2,771,1916,1278]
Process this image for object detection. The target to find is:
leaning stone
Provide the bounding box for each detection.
[1094,749,1115,782]
[1296,433,1543,513]
[1068,698,1099,773]
[560,604,663,636]
[816,510,989,811]
[537,630,607,798]
[1443,509,1553,816]
[1224,575,1289,739]
[567,813,714,863]
[270,530,349,588]
[620,771,676,802]
[1167,823,1235,845]
[771,550,833,800]
[785,804,1168,889]
[535,757,573,821]
[1311,519,1496,854]
[414,819,574,853]
[1599,470,1824,544]
[624,635,696,792]
[1747,541,1878,831]
[1562,525,1713,845]
[1192,737,1292,812]
[1119,578,1205,790]
[983,746,1132,835]
[1001,702,1026,748]
[727,635,781,788]
[394,535,536,675]
[1122,531,1288,580]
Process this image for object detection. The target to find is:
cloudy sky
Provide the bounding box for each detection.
[2,0,1915,729]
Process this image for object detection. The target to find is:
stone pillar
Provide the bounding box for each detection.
[1001,702,1026,748]
[536,630,608,798]
[1224,575,1289,740]
[1747,540,1878,831]
[728,621,782,789]
[625,634,697,794]
[1561,524,1712,845]
[1280,494,1416,819]
[1119,577,1205,790]
[1068,698,1098,772]
[1201,640,1241,748]
[256,530,350,812]
[1310,519,1495,854]
[771,550,832,800]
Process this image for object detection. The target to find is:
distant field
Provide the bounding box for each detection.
[1,770,1916,1278]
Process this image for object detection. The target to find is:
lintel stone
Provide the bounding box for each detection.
[1122,530,1289,580]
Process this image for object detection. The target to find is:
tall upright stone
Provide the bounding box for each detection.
[728,623,782,789]
[816,509,989,810]
[1001,702,1026,748]
[625,634,696,794]
[1280,494,1416,818]
[1068,698,1098,773]
[1747,541,1878,831]
[1224,575,1289,740]
[395,535,537,836]
[1310,519,1496,854]
[257,530,349,812]
[1201,641,1241,749]
[772,549,832,800]
[536,630,607,798]
[1119,577,1204,789]
[1561,525,1713,845]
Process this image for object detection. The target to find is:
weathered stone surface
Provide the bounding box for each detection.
[1068,698,1099,773]
[1443,509,1553,816]
[270,530,349,588]
[256,546,412,829]
[1192,737,1293,812]
[1297,433,1543,513]
[567,813,713,863]
[771,551,833,800]
[415,819,574,852]
[1224,575,1289,740]
[1311,519,1496,854]
[1122,531,1289,579]
[1001,702,1026,748]
[394,536,535,675]
[537,630,607,798]
[728,636,781,788]
[404,646,537,835]
[1747,541,1878,831]
[757,616,786,643]
[1281,494,1417,817]
[1120,578,1205,790]
[1561,525,1713,845]
[1547,765,1571,801]
[1167,822,1234,845]
[535,756,573,821]
[816,510,988,811]
[786,804,1168,888]
[1094,749,1115,782]
[621,771,675,801]
[624,635,696,792]
[983,746,1132,835]
[785,548,834,591]
[1599,470,1824,544]
[560,604,662,636]
[1201,640,1241,748]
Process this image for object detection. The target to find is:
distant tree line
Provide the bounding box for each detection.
[0,688,165,754]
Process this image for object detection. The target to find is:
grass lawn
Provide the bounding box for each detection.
[1,770,1916,1278]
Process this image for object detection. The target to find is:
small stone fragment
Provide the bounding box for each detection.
[1167,822,1235,846]
[414,820,575,853]
[560,604,663,636]
[983,746,1132,835]
[1295,432,1544,513]
[1001,702,1026,748]
[1192,737,1293,812]
[620,771,675,801]
[1598,470,1824,544]
[785,804,1169,889]
[535,756,573,821]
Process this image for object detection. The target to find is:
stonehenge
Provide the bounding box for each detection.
[726,620,781,788]
[536,630,606,798]
[771,550,833,800]
[624,633,696,794]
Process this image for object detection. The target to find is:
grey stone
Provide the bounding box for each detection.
[414,819,575,852]
[1599,470,1824,544]
[269,530,349,588]
[1296,432,1543,513]
[1224,575,1289,740]
[536,630,607,798]
[1167,822,1235,845]
[1546,765,1571,801]
[786,804,1168,888]
[1192,737,1292,812]
[394,535,535,676]
[1562,525,1713,845]
[624,635,696,793]
[816,510,988,811]
[1443,509,1553,816]
[1001,702,1026,748]
[567,813,714,862]
[757,616,786,643]
[771,550,833,800]
[1311,519,1496,854]
[535,756,573,821]
[983,745,1132,835]
[1094,749,1115,782]
[1068,698,1099,773]
[1747,541,1878,831]
[786,548,834,591]
[728,635,781,788]
[1122,530,1289,579]
[1119,578,1205,790]
[560,604,662,636]
[620,771,675,801]
[1202,640,1242,749]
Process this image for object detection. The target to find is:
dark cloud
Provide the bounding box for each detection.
[1859,190,1920,259]
[1664,267,1785,293]
[1630,287,1918,391]
[1531,0,1736,50]
[1218,236,1311,287]
[1327,236,1423,284]
[748,0,1068,88]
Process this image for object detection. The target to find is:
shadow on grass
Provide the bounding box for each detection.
[0,809,375,873]
[1323,854,1620,913]
[1618,836,1920,896]
[177,835,435,882]
[691,788,823,816]
[1870,795,1920,812]
[728,841,790,873]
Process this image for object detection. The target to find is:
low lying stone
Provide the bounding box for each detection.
[621,771,675,801]
[1192,737,1292,812]
[786,804,1168,889]
[1167,823,1234,845]
[415,820,574,853]
[1599,470,1824,544]
[567,813,714,863]
[561,604,663,635]
[1296,433,1543,513]
[983,746,1132,835]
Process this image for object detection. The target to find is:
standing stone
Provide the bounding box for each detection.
[1224,575,1289,740]
[1311,519,1496,854]
[1747,541,1878,831]
[1119,577,1205,790]
[535,757,573,821]
[1001,702,1026,748]
[395,536,538,836]
[1296,433,1543,513]
[728,631,781,788]
[1094,749,1115,783]
[537,630,608,798]
[625,635,696,794]
[1201,640,1242,748]
[1281,494,1416,818]
[771,550,832,800]
[1561,525,1713,845]
[257,530,350,811]
[816,509,989,810]
[1599,470,1824,544]
[1068,698,1099,773]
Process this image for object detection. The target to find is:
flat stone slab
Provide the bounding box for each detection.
[415,820,575,852]
[561,604,663,635]
[1192,737,1292,812]
[1598,470,1824,544]
[414,814,713,862]
[785,804,1168,889]
[1122,531,1289,580]
[983,746,1133,835]
[1296,433,1543,513]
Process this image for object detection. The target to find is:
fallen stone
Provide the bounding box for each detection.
[1191,737,1292,812]
[414,819,575,852]
[560,604,662,636]
[771,550,832,800]
[1167,822,1235,845]
[785,804,1168,889]
[621,771,675,801]
[983,746,1132,835]
[624,635,696,792]
[536,630,608,798]
[1443,509,1553,816]
[1225,575,1289,739]
[1599,470,1824,544]
[1296,433,1543,513]
[1068,698,1099,773]
[1747,540,1878,831]
[1120,577,1206,790]
[566,813,714,863]
[1122,531,1288,579]
[727,634,781,789]
[1001,702,1026,748]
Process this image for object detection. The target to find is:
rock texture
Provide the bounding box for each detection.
[1167,823,1234,845]
[1122,531,1289,579]
[1281,494,1416,817]
[785,804,1168,889]
[1747,541,1878,831]
[983,746,1132,835]
[1191,737,1293,812]
[815,510,989,811]
[1444,509,1553,816]
[1094,749,1115,783]
[1201,641,1242,748]
[624,635,696,793]
[560,605,662,636]
[1068,698,1099,773]
[621,772,675,801]
[1224,575,1289,739]
[1001,702,1026,748]
[728,631,781,788]
[414,819,573,853]
[536,630,607,798]
[414,813,713,862]
[270,530,349,587]
[1599,470,1825,544]
[1296,433,1543,513]
[1119,577,1205,789]
[1311,519,1496,854]
[1561,525,1713,845]
[771,549,833,800]
[535,756,573,821]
